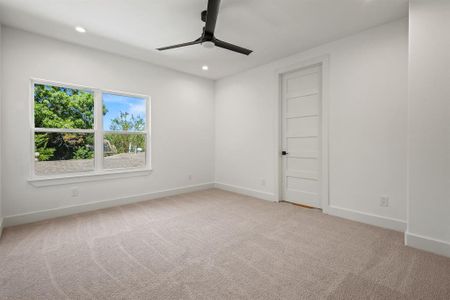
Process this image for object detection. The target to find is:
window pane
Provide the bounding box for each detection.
[34,84,94,129]
[34,132,94,175]
[104,133,146,169]
[103,93,146,131]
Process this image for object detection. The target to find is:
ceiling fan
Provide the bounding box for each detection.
[157,0,253,55]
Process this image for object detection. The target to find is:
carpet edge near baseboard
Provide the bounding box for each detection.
[3,182,215,227]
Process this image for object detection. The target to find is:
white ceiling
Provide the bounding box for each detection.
[0,0,408,79]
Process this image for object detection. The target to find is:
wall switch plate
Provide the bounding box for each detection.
[71,187,79,197]
[380,196,389,207]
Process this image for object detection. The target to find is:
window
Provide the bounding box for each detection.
[32,80,150,178]
[102,93,147,170]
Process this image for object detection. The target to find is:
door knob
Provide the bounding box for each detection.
[282,151,288,156]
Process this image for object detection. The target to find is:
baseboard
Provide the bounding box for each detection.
[405,232,450,258]
[3,183,215,227]
[327,205,406,232]
[214,182,277,202]
[214,183,406,232]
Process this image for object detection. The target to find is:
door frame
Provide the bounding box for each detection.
[274,55,330,213]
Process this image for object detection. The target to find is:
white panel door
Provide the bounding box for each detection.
[281,65,322,208]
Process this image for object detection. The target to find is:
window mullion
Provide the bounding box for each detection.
[34,128,95,133]
[94,90,103,171]
[103,131,147,135]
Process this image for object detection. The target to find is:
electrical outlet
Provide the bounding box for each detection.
[380,196,389,207]
[188,174,193,181]
[71,187,79,197]
[261,179,266,187]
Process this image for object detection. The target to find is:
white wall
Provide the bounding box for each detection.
[215,19,408,230]
[1,27,215,224]
[406,0,450,257]
[0,24,3,233]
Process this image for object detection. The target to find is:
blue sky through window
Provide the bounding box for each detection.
[103,93,146,131]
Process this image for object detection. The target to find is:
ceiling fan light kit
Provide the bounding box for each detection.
[157,0,253,56]
[202,41,215,48]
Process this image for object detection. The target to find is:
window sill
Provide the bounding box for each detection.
[28,168,152,187]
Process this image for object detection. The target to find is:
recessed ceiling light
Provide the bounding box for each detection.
[75,26,86,33]
[202,65,209,71]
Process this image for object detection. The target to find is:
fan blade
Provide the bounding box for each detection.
[214,39,253,55]
[157,39,202,51]
[205,0,221,35]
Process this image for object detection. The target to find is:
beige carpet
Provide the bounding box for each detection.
[1,189,449,299]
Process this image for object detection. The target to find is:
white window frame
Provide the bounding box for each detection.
[28,79,152,186]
